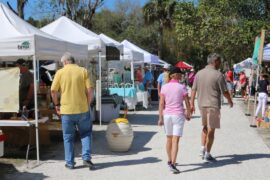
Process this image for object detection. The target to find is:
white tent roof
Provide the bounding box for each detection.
[99,33,123,54]
[233,57,257,73]
[0,3,87,61]
[121,40,159,64]
[41,16,106,56]
[99,34,143,62]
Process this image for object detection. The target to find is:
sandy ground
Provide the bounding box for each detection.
[1,99,270,180]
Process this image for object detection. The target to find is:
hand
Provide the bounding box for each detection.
[158,118,164,126]
[186,111,191,121]
[55,106,61,116]
[190,105,195,114]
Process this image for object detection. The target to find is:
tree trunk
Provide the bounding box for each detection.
[17,0,27,19]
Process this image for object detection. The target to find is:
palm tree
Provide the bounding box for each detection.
[7,0,28,19]
[143,0,176,59]
[17,0,28,19]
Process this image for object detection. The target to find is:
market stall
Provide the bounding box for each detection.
[0,3,88,164]
[99,35,148,109]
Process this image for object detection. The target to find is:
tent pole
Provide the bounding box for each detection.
[98,51,102,126]
[33,55,40,164]
[245,68,253,116]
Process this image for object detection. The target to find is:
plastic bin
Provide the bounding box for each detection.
[98,103,120,122]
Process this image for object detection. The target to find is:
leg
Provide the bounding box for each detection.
[200,108,208,151]
[205,128,215,153]
[262,94,268,118]
[77,111,92,161]
[201,126,207,147]
[171,136,180,165]
[166,136,172,163]
[61,115,76,166]
[255,94,263,117]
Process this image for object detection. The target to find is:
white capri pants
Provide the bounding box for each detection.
[255,92,268,117]
[163,114,185,137]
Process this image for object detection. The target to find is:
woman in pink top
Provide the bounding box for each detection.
[159,67,191,174]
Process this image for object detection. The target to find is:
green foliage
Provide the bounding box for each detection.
[143,0,177,59]
[174,0,270,69]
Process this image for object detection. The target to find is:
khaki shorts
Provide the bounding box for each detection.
[200,107,221,129]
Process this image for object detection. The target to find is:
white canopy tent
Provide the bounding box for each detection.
[99,33,123,55]
[99,33,144,62]
[0,3,88,164]
[233,58,256,73]
[151,59,171,66]
[121,40,160,64]
[41,16,106,57]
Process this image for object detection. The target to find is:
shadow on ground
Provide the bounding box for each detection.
[127,114,158,126]
[94,157,161,170]
[178,153,270,173]
[0,162,48,180]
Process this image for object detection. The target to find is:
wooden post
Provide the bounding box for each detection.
[258,30,265,65]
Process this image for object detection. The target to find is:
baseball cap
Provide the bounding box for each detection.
[169,67,182,75]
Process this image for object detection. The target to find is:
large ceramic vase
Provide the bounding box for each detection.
[106,118,134,152]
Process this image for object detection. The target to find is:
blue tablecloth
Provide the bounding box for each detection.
[109,88,136,97]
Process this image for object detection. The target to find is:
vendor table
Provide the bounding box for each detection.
[109,87,137,109]
[109,87,136,97]
[0,117,49,164]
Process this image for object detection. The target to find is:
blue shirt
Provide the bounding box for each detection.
[157,73,165,87]
[143,71,153,85]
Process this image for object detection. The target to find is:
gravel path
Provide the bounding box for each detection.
[3,99,270,180]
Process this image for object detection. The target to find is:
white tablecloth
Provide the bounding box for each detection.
[124,97,137,110]
[136,91,148,109]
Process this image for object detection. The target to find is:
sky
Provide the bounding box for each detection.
[0,0,148,19]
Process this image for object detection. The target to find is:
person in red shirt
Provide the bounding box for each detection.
[226,69,234,98]
[239,71,247,98]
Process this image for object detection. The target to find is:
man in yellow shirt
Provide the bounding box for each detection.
[51,52,94,169]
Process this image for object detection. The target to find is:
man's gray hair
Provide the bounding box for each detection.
[61,52,75,63]
[207,53,222,64]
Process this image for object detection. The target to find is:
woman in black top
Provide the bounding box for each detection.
[252,74,269,127]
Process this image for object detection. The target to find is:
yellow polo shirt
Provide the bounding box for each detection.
[51,64,93,114]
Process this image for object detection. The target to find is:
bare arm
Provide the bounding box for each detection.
[190,89,197,114]
[51,90,60,115]
[158,95,165,126]
[223,91,233,107]
[23,82,34,108]
[184,95,191,120]
[86,87,94,107]
[157,83,161,96]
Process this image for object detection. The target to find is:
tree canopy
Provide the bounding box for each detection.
[10,0,270,69]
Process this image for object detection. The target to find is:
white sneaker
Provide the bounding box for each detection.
[199,148,205,157]
[203,154,217,163]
